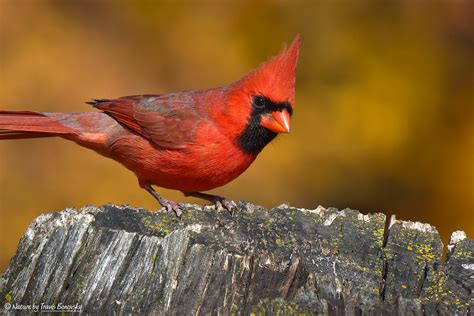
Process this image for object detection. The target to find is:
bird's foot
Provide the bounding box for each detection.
[159,199,186,217]
[184,191,237,214]
[144,184,185,217]
[212,197,237,214]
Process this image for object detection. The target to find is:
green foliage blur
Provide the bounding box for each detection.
[0,1,473,272]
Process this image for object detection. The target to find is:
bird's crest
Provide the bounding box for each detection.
[233,34,300,107]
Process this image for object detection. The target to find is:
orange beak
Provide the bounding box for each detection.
[260,110,291,134]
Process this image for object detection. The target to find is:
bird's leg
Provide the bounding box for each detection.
[144,184,184,217]
[183,192,237,213]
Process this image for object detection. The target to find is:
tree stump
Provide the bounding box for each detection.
[0,203,472,314]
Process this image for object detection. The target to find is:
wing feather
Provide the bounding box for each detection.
[90,94,200,149]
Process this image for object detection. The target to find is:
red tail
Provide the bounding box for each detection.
[0,110,75,140]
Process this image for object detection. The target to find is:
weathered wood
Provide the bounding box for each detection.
[0,203,472,315]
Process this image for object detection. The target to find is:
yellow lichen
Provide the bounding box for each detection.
[412,243,435,261]
[373,227,385,246]
[275,239,285,247]
[141,216,173,236]
[4,292,12,302]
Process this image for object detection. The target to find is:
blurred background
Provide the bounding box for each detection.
[0,0,473,272]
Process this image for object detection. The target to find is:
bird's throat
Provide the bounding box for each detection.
[236,115,278,155]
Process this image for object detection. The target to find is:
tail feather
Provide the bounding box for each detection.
[0,110,75,140]
[0,131,58,140]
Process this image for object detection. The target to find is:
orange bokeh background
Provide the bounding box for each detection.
[1,1,473,272]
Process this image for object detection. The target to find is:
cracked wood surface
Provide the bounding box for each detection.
[0,203,472,315]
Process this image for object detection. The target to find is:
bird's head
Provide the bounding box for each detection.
[224,35,300,155]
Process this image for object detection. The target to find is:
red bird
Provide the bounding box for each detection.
[0,36,300,216]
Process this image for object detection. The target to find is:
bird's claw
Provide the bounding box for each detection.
[214,197,237,214]
[161,201,185,217]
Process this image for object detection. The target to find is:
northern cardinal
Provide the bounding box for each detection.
[0,36,300,216]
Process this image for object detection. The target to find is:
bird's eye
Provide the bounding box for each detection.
[253,95,266,108]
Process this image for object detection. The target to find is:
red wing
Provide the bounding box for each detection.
[89,94,201,149]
